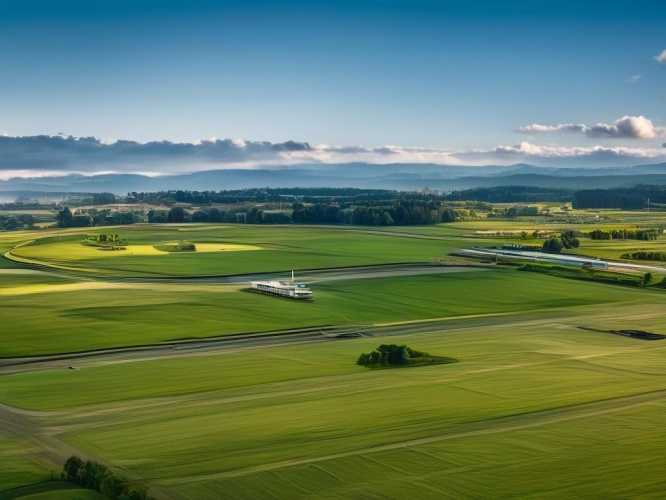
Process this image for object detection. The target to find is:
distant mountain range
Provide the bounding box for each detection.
[1,162,666,198]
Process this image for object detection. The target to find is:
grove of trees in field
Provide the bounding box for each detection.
[0,214,35,230]
[357,344,457,368]
[61,456,148,499]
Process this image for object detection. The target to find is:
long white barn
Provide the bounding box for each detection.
[251,273,313,300]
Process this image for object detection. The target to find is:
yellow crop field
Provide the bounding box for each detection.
[188,243,262,253]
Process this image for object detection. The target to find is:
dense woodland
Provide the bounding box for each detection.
[125,188,412,205]
[0,214,35,231]
[444,186,572,203]
[572,186,666,209]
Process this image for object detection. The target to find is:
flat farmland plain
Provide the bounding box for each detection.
[0,269,656,357]
[1,222,665,499]
[1,309,665,498]
[5,225,457,277]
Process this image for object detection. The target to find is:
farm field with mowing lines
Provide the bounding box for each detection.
[5,225,456,277]
[1,312,665,498]
[0,269,657,357]
[4,220,666,276]
[0,435,56,491]
[1,220,666,498]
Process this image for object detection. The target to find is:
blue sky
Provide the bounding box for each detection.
[1,0,665,175]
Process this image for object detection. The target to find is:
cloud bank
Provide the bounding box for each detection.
[517,116,660,139]
[458,141,666,168]
[1,133,665,180]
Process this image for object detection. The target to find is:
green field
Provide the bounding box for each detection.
[6,225,457,276]
[0,435,54,491]
[1,269,657,357]
[2,311,665,498]
[1,220,666,499]
[5,220,666,276]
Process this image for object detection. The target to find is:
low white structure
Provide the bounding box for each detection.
[251,271,313,299]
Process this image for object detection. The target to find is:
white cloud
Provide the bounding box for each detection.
[517,115,659,139]
[517,123,586,133]
[493,141,663,158]
[589,116,658,139]
[2,133,666,178]
[655,49,666,65]
[626,75,641,83]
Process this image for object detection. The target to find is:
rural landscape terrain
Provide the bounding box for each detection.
[1,196,666,499]
[2,1,666,498]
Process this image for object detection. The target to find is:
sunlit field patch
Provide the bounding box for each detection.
[188,243,262,253]
[11,241,262,259]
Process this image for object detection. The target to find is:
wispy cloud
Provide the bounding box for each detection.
[625,75,641,83]
[655,49,666,65]
[517,116,660,139]
[517,123,586,134]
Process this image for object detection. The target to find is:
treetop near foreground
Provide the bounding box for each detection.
[61,456,149,500]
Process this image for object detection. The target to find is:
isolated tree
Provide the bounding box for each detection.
[191,210,209,223]
[441,208,457,223]
[560,230,580,249]
[246,207,263,224]
[167,207,186,223]
[62,455,84,483]
[207,207,222,222]
[56,207,74,228]
[357,353,371,366]
[642,272,652,287]
[542,236,563,254]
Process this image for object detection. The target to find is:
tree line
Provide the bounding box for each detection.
[0,214,35,231]
[621,251,666,262]
[487,205,539,219]
[57,199,459,227]
[293,200,457,225]
[588,229,660,241]
[126,188,431,205]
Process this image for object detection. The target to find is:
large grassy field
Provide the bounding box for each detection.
[4,219,666,276]
[5,225,458,277]
[1,220,666,499]
[1,307,665,498]
[0,435,54,491]
[0,269,657,357]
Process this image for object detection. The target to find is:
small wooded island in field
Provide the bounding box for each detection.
[357,344,458,368]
